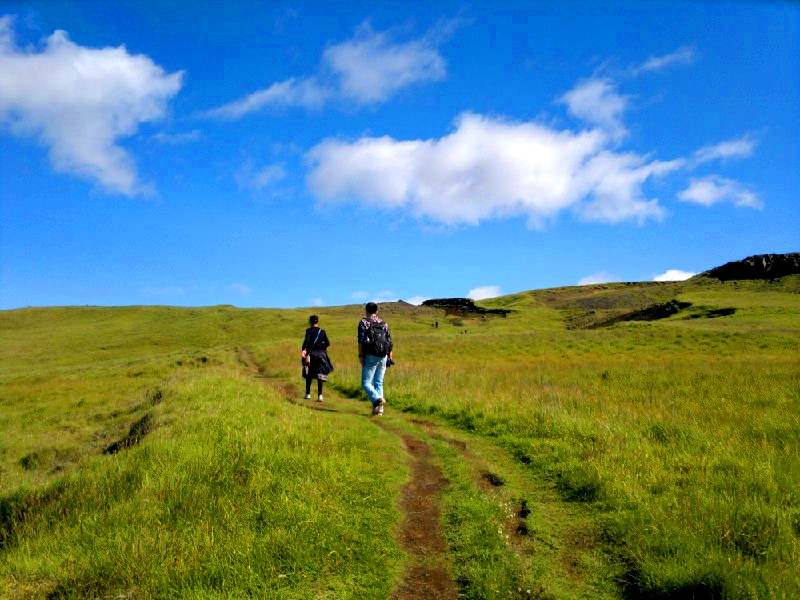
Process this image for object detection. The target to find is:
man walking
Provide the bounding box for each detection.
[358,302,393,416]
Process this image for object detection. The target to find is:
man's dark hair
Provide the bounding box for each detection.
[365,302,378,315]
[309,315,319,325]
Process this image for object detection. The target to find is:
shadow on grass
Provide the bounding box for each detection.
[621,567,729,600]
[103,411,155,455]
[0,480,69,551]
[329,381,366,401]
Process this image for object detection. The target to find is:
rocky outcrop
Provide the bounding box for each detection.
[585,300,692,329]
[421,298,511,316]
[701,253,800,281]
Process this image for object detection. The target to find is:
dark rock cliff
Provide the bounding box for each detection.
[700,253,800,281]
[421,298,511,316]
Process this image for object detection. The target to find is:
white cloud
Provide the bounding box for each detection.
[226,283,252,295]
[653,269,696,282]
[558,78,629,140]
[468,285,501,301]
[678,176,762,208]
[693,135,756,164]
[311,298,324,307]
[307,112,679,227]
[372,290,399,303]
[202,23,447,119]
[631,46,697,75]
[235,161,287,192]
[322,24,446,104]
[350,290,369,300]
[405,295,430,306]
[0,17,183,195]
[577,272,618,286]
[150,129,202,144]
[201,77,330,119]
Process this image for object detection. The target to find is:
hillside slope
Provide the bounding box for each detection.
[1,276,798,598]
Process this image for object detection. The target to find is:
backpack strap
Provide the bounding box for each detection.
[310,329,322,351]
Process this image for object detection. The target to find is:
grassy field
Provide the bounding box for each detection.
[1,276,798,598]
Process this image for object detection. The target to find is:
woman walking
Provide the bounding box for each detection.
[301,315,333,401]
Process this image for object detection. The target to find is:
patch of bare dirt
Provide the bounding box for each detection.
[481,471,505,488]
[371,424,456,600]
[392,564,456,600]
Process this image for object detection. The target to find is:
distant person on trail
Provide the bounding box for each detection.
[302,315,333,402]
[358,302,394,416]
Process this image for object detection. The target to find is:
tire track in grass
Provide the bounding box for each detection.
[240,348,457,600]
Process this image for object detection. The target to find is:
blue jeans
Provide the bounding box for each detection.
[361,354,387,405]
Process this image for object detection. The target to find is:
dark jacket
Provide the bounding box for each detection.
[302,327,333,380]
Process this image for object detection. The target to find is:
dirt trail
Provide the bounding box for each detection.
[240,348,457,600]
[375,423,457,600]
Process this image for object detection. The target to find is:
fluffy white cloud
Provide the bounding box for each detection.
[323,24,445,104]
[468,285,501,301]
[311,298,324,307]
[653,269,696,282]
[0,17,183,195]
[405,296,429,306]
[577,272,618,286]
[307,112,681,226]
[203,23,446,119]
[631,46,697,75]
[559,78,629,140]
[201,78,330,119]
[678,176,762,208]
[693,135,756,164]
[350,290,369,300]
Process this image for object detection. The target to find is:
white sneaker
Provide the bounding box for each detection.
[303,394,311,400]
[317,395,323,402]
[371,399,385,415]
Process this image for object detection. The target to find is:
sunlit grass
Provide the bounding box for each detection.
[1,276,799,598]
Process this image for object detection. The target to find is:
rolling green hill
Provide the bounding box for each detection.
[1,275,798,598]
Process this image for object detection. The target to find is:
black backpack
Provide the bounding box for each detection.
[365,320,390,357]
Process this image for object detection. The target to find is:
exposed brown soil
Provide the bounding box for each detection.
[481,471,505,487]
[370,423,457,599]
[391,564,456,600]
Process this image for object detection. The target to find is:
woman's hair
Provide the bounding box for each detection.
[309,315,319,325]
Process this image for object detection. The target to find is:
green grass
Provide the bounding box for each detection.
[0,311,409,598]
[1,276,799,598]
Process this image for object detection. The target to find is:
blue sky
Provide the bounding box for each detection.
[1,1,798,309]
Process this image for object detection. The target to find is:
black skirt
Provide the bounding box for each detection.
[303,351,334,381]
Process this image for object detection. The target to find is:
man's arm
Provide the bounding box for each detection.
[357,320,366,366]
